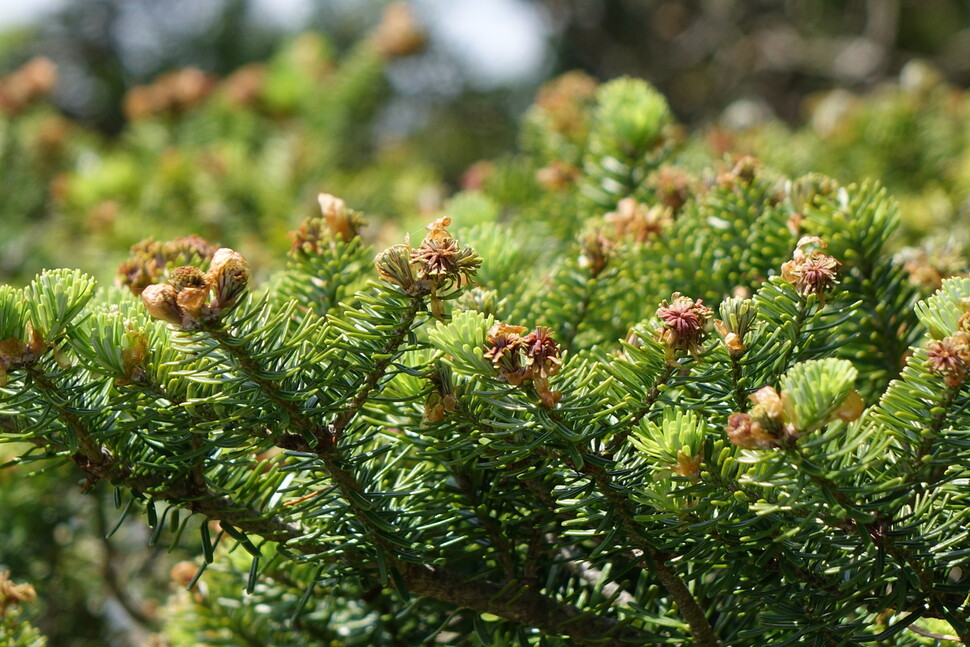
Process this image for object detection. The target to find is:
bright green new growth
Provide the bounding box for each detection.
[1,77,969,646]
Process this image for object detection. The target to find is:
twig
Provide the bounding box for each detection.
[908,622,960,643]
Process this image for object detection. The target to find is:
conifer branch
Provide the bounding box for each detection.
[575,457,720,647]
[729,354,748,412]
[776,293,811,378]
[453,469,517,579]
[400,563,654,646]
[795,450,970,639]
[96,445,658,646]
[848,254,912,380]
[26,366,107,467]
[907,383,960,474]
[329,296,424,437]
[0,414,46,449]
[5,72,970,644]
[604,364,675,457]
[555,539,637,607]
[530,398,719,645]
[203,326,323,443]
[200,320,404,556]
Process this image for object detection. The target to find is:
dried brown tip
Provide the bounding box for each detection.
[926,332,970,388]
[375,244,417,293]
[781,237,841,296]
[207,248,250,311]
[141,284,182,326]
[656,293,713,358]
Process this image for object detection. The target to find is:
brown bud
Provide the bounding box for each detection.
[317,193,363,242]
[578,231,613,277]
[423,392,446,423]
[375,244,417,293]
[781,236,841,297]
[424,216,453,243]
[164,235,219,266]
[169,561,198,589]
[749,385,784,420]
[118,235,217,296]
[170,265,208,292]
[715,297,757,358]
[484,323,530,384]
[714,320,745,355]
[721,329,745,355]
[725,412,779,449]
[674,450,702,482]
[170,68,212,109]
[176,287,208,326]
[532,376,563,407]
[206,248,250,312]
[16,57,58,99]
[221,63,265,107]
[409,219,482,292]
[717,155,761,189]
[521,326,562,379]
[926,332,970,388]
[117,257,161,296]
[652,166,691,212]
[0,336,31,387]
[141,284,182,326]
[604,198,672,243]
[657,293,713,361]
[534,71,599,139]
[524,326,563,407]
[484,324,563,406]
[834,389,864,423]
[412,237,461,278]
[120,325,149,384]
[535,161,580,191]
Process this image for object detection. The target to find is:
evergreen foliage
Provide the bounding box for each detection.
[1,74,969,646]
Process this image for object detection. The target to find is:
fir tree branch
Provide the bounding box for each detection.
[329,296,425,437]
[26,366,107,467]
[729,354,748,412]
[846,254,913,382]
[701,462,862,603]
[776,293,811,379]
[96,435,658,644]
[794,450,970,641]
[604,364,675,457]
[575,457,720,647]
[516,388,720,645]
[905,382,960,478]
[453,469,517,579]
[199,310,421,555]
[97,445,658,646]
[0,414,46,449]
[554,537,637,607]
[400,563,653,646]
[203,326,323,443]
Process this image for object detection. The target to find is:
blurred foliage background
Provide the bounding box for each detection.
[1,1,970,645]
[1,0,969,286]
